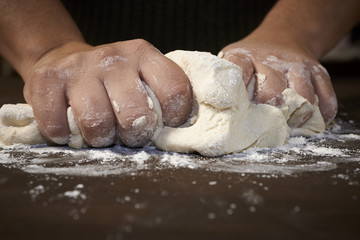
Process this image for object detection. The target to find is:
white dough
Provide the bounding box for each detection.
[67,107,88,149]
[153,51,324,156]
[0,104,48,145]
[0,50,325,156]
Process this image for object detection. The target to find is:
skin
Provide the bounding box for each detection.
[0,0,192,147]
[220,0,360,125]
[0,0,359,146]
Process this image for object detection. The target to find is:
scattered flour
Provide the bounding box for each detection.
[0,121,359,176]
[208,181,217,186]
[29,185,45,201]
[63,184,86,200]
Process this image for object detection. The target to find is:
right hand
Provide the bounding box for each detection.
[23,39,192,147]
[220,33,338,125]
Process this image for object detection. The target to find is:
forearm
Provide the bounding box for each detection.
[252,0,360,59]
[0,0,84,77]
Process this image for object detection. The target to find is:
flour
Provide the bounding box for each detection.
[29,185,45,201]
[1,124,359,177]
[63,184,86,200]
[0,53,359,177]
[0,51,326,157]
[154,51,325,156]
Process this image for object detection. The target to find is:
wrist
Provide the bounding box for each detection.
[20,40,90,80]
[254,0,360,60]
[252,17,322,60]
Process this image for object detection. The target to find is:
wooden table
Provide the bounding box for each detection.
[1,76,360,240]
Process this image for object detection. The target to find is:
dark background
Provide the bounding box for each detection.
[59,0,360,79]
[60,0,276,54]
[1,0,359,78]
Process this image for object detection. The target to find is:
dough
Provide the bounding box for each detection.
[0,50,325,156]
[0,104,84,148]
[67,107,88,149]
[153,51,324,156]
[0,104,48,145]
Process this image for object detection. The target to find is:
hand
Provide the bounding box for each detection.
[23,39,192,147]
[219,33,337,125]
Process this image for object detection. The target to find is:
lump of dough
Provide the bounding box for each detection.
[67,107,88,149]
[153,51,290,156]
[0,50,326,157]
[0,104,87,148]
[0,104,48,145]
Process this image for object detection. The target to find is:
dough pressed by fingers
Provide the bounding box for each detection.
[0,50,325,156]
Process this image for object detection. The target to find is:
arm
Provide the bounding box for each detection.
[0,0,192,147]
[0,0,84,76]
[258,0,360,59]
[221,0,360,125]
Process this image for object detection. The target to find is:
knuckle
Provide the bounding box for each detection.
[76,109,116,147]
[118,109,156,147]
[44,124,62,138]
[162,88,192,126]
[131,39,153,53]
[30,66,58,85]
[79,112,113,135]
[312,64,330,81]
[132,38,151,48]
[41,122,68,144]
[169,81,192,98]
[65,52,86,68]
[118,107,153,129]
[322,96,338,125]
[93,45,117,59]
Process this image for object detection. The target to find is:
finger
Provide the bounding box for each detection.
[286,65,315,127]
[252,61,287,106]
[287,65,315,104]
[68,76,116,147]
[139,47,192,127]
[222,52,254,86]
[24,80,69,145]
[311,64,338,124]
[104,69,157,147]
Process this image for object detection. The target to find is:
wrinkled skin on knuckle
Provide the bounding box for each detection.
[92,45,122,65]
[122,39,153,57]
[25,67,57,95]
[131,38,152,49]
[325,103,338,124]
[77,110,116,147]
[311,65,338,124]
[117,108,157,147]
[39,120,69,145]
[319,93,338,125]
[93,45,117,56]
[161,81,192,127]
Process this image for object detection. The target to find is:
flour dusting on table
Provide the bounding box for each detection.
[0,120,359,177]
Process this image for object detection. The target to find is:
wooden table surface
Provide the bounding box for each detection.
[1,76,360,240]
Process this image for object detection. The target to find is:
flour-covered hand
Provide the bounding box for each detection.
[219,36,337,125]
[23,40,192,147]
